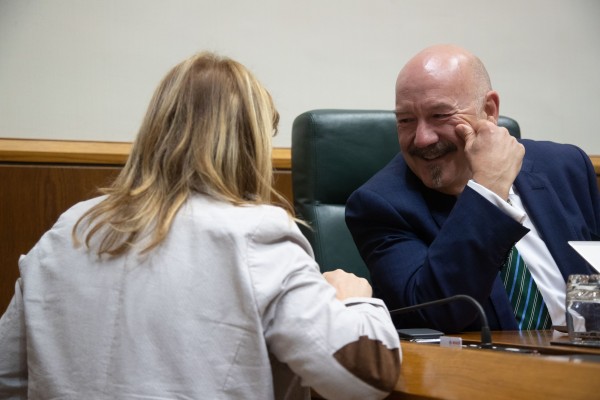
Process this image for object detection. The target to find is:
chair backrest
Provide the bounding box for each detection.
[498,115,521,139]
[291,109,521,280]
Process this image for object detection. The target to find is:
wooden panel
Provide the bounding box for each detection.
[0,164,122,313]
[0,139,131,164]
[0,138,291,169]
[274,169,293,206]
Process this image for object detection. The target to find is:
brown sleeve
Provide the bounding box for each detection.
[333,335,400,392]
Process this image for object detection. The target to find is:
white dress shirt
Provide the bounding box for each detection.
[468,180,566,326]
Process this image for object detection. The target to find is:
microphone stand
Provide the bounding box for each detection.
[389,294,493,349]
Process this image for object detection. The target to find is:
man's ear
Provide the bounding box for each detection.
[484,90,500,123]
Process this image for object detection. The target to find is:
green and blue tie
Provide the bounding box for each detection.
[500,246,551,330]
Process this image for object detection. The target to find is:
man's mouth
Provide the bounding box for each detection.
[421,151,446,161]
[409,142,457,161]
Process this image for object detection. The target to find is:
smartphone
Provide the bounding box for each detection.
[397,328,444,341]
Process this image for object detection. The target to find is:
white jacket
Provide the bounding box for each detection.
[0,194,401,399]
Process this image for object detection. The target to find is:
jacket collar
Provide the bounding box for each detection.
[513,158,588,278]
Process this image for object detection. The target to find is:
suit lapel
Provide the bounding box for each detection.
[514,159,587,278]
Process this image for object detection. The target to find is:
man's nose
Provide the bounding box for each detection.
[413,122,439,148]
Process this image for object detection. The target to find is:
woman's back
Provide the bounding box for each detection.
[15,195,296,398]
[6,194,400,399]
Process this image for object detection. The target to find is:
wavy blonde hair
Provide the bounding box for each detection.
[73,52,292,256]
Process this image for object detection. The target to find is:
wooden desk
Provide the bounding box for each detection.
[391,330,600,399]
[457,329,600,356]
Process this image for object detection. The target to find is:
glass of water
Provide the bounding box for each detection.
[566,274,600,342]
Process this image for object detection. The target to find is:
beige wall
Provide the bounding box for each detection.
[1,0,599,152]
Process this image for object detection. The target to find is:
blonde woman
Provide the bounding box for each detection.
[0,52,400,400]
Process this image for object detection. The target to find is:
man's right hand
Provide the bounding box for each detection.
[455,116,524,201]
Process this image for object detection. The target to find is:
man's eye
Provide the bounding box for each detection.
[397,118,415,125]
[433,113,451,119]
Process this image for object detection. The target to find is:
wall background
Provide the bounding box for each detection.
[1,0,599,152]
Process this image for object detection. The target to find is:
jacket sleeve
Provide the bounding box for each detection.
[346,184,529,332]
[247,208,401,400]
[0,279,28,399]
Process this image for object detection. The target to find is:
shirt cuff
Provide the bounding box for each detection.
[467,180,526,224]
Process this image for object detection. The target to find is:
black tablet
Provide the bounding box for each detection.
[397,328,444,340]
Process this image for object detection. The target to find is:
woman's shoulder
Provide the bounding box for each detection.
[183,195,296,233]
[178,195,310,254]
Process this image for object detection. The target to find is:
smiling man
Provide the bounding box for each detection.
[345,44,600,333]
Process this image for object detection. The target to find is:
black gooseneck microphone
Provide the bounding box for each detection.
[389,294,493,349]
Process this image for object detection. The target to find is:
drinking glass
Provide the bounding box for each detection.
[566,274,600,342]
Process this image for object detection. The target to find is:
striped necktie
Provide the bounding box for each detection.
[500,246,551,330]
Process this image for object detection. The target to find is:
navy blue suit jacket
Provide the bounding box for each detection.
[346,140,600,332]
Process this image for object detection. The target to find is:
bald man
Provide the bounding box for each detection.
[346,44,600,333]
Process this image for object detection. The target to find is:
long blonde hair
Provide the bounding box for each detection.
[73,52,292,256]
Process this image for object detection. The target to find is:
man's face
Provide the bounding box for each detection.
[395,62,482,196]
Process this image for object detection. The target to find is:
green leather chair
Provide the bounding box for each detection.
[291,109,521,280]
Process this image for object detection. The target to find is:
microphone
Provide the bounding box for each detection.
[389,294,493,349]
